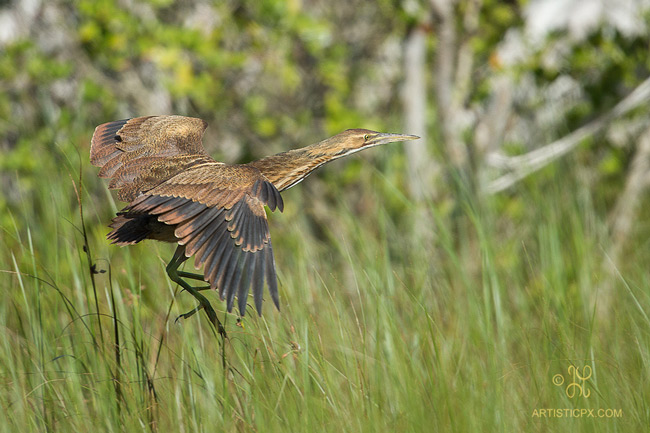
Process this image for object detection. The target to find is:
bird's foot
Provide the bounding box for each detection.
[174,291,226,337]
[167,245,227,338]
[175,304,203,322]
[198,296,226,338]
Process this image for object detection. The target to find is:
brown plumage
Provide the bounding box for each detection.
[90,115,418,327]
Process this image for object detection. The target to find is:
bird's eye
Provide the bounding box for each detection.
[363,134,370,141]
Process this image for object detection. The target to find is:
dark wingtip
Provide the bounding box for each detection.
[256,180,284,213]
[266,244,280,310]
[265,182,276,211]
[276,192,284,213]
[238,299,247,316]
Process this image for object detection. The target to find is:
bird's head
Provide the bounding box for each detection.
[316,128,420,159]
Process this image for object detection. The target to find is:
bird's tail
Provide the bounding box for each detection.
[107,213,152,245]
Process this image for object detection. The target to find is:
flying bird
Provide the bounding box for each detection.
[90,115,418,333]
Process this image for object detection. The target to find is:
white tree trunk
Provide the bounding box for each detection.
[403,26,434,201]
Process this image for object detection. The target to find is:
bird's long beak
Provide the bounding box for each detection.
[367,133,420,146]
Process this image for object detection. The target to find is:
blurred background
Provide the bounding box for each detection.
[1,0,650,431]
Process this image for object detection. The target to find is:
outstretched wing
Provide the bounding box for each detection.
[90,115,215,202]
[115,163,284,316]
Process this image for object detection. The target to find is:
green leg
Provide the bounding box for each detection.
[176,270,212,290]
[166,245,226,338]
[177,270,207,282]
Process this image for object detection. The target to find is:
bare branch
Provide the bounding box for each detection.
[484,76,650,194]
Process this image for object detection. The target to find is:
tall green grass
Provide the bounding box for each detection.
[1,151,649,432]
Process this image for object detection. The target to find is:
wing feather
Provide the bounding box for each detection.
[225,251,245,311]
[204,229,230,284]
[177,207,223,241]
[238,253,255,314]
[91,118,130,166]
[90,115,214,201]
[158,201,207,225]
[252,252,265,314]
[215,247,235,298]
[265,243,280,309]
[193,218,228,266]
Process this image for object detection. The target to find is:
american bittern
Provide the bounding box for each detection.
[90,115,418,333]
